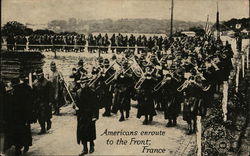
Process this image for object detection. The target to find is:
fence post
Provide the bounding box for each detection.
[222,81,228,121]
[196,116,202,156]
[242,54,245,78]
[25,36,29,51]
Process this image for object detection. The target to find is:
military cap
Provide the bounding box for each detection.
[104,59,110,65]
[78,59,84,66]
[35,69,44,75]
[111,54,117,60]
[50,61,56,67]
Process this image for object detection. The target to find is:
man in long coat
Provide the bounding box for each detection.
[33,69,53,135]
[4,76,33,155]
[0,81,7,155]
[162,75,181,127]
[136,73,157,125]
[112,74,132,121]
[76,77,99,155]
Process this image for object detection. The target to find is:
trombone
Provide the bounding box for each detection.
[105,62,134,85]
[153,75,172,91]
[88,60,116,87]
[134,76,146,90]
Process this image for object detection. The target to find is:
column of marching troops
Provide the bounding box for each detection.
[0,35,234,156]
[3,33,168,53]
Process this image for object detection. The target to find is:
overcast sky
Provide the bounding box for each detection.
[1,0,249,25]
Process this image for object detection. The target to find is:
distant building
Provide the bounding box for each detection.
[25,23,47,30]
[181,31,196,37]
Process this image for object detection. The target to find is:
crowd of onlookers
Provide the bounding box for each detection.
[2,33,172,53]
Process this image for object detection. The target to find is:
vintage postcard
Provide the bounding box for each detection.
[0,0,249,156]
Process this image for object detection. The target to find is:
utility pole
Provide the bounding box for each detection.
[216,1,220,40]
[248,0,250,63]
[170,0,174,39]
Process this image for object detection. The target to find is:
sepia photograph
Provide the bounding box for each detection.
[0,0,250,155]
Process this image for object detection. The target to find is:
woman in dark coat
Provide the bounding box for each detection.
[76,78,99,156]
[137,74,157,125]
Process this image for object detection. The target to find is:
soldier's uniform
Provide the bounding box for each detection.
[76,77,99,156]
[46,61,65,115]
[33,69,53,135]
[182,78,203,135]
[162,75,181,127]
[136,74,157,125]
[112,73,133,121]
[70,59,88,92]
[98,59,115,117]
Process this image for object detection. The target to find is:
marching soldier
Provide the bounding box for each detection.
[98,59,115,117]
[112,71,133,121]
[70,59,88,92]
[47,61,65,115]
[136,73,157,125]
[180,75,203,135]
[33,69,53,135]
[75,76,99,156]
[162,74,181,127]
[0,81,6,155]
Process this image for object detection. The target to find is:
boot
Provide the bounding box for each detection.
[119,110,125,122]
[172,119,177,127]
[148,115,153,123]
[38,123,46,135]
[186,124,193,135]
[89,141,95,153]
[79,143,88,156]
[143,116,148,125]
[55,109,60,115]
[166,120,173,127]
[23,146,29,153]
[119,116,125,122]
[15,146,22,156]
[192,121,196,134]
[125,111,130,118]
[47,120,52,131]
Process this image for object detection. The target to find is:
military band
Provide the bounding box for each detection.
[1,34,235,156]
